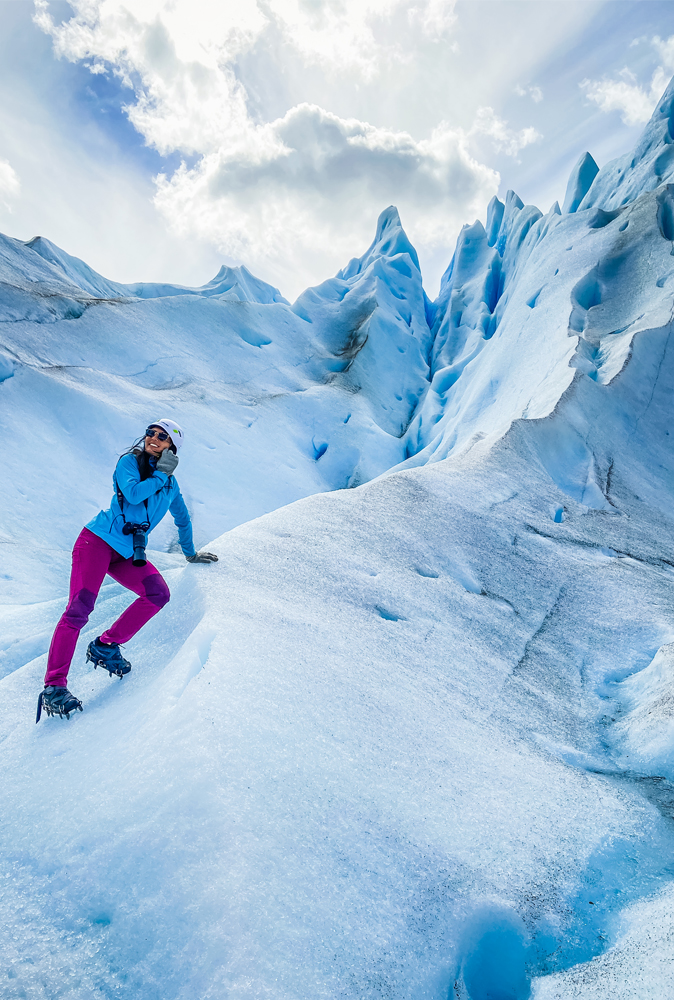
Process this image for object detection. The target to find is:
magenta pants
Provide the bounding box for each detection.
[44,527,170,688]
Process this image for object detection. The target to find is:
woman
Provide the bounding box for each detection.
[37,418,217,722]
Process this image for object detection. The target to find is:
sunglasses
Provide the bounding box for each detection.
[145,427,170,441]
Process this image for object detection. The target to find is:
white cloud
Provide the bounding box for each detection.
[35,0,544,295]
[580,70,660,126]
[34,0,258,155]
[0,158,20,209]
[470,107,541,157]
[408,0,457,39]
[153,104,498,292]
[34,0,408,88]
[266,0,410,78]
[653,34,674,70]
[515,83,543,103]
[580,33,674,126]
[580,77,643,125]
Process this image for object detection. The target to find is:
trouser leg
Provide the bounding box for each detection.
[44,529,112,687]
[99,557,170,645]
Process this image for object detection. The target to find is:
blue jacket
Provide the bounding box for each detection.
[86,453,196,560]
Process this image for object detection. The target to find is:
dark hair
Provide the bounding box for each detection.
[121,433,176,481]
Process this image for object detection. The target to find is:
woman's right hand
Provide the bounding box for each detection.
[156,450,179,475]
[187,551,219,563]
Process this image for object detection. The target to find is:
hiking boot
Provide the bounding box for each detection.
[36,686,83,723]
[86,637,132,678]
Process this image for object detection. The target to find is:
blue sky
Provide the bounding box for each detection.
[0,1,672,298]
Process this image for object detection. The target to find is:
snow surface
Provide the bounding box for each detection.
[3,74,674,1000]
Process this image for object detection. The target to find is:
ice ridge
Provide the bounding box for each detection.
[396,73,674,474]
[292,206,433,444]
[25,235,287,305]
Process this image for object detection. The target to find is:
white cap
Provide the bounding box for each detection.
[150,418,184,450]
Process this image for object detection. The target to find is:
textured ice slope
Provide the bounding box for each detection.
[3,74,674,1000]
[4,404,674,998]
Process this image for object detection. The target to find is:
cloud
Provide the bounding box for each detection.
[470,107,541,157]
[35,0,542,295]
[266,0,412,78]
[408,0,457,39]
[153,104,498,292]
[580,69,664,126]
[33,0,410,88]
[580,34,674,126]
[653,33,674,69]
[33,0,257,155]
[515,83,543,103]
[0,158,20,209]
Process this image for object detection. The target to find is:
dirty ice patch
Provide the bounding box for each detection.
[531,882,674,999]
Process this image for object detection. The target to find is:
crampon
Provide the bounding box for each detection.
[86,637,132,678]
[36,686,83,723]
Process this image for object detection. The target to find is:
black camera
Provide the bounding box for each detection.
[122,521,150,567]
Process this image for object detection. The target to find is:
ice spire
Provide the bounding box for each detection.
[562,152,599,214]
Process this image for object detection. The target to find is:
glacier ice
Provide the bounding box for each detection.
[562,152,599,215]
[2,72,674,1000]
[26,236,290,304]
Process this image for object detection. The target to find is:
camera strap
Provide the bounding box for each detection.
[115,476,150,529]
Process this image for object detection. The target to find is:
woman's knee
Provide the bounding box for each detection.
[63,588,97,629]
[143,574,170,609]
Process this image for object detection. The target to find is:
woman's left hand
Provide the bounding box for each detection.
[186,551,219,563]
[157,450,179,475]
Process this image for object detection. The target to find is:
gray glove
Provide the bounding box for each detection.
[187,551,218,563]
[156,449,179,475]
